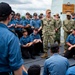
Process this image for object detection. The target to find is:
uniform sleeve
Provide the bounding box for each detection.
[39,20,42,27]
[54,19,57,28]
[41,19,44,28]
[30,20,33,27]
[66,35,70,43]
[14,20,16,25]
[29,35,33,42]
[8,35,23,71]
[37,34,41,39]
[29,36,32,42]
[43,61,48,75]
[20,20,23,25]
[65,65,70,75]
[20,38,24,45]
[63,21,68,32]
[66,58,70,69]
[57,20,62,29]
[73,20,75,29]
[66,69,70,75]
[15,20,18,25]
[66,67,75,75]
[23,20,27,26]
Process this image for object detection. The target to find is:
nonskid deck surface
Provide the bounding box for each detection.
[24,44,75,73]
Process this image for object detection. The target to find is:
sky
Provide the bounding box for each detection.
[0,0,52,16]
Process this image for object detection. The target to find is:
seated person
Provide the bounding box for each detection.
[29,28,43,55]
[64,29,75,59]
[43,44,69,75]
[30,13,41,29]
[28,65,41,75]
[20,29,35,59]
[8,11,16,32]
[66,65,75,75]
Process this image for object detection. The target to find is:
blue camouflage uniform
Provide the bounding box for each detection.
[20,35,34,59]
[66,34,75,45]
[29,33,41,42]
[30,19,41,29]
[23,19,33,35]
[43,53,69,75]
[64,34,75,58]
[66,66,75,75]
[15,18,23,31]
[0,23,23,72]
[23,19,31,26]
[15,18,24,38]
[29,33,42,55]
[20,36,31,45]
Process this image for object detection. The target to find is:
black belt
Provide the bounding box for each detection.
[0,72,9,75]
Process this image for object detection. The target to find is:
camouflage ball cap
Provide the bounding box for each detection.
[46,9,51,13]
[66,12,71,16]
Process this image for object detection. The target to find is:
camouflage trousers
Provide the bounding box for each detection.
[64,32,70,50]
[43,34,55,52]
[55,31,60,44]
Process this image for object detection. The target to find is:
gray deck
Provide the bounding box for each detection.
[24,45,75,73]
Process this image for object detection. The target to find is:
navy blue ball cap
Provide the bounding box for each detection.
[33,13,37,16]
[0,2,13,17]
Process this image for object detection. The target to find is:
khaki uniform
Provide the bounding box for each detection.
[55,19,62,44]
[42,17,56,52]
[63,19,75,50]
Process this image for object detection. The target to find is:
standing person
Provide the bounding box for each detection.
[54,13,62,45]
[30,13,42,36]
[30,13,43,51]
[64,29,75,59]
[15,13,24,38]
[40,9,56,58]
[38,15,43,20]
[63,12,75,52]
[40,13,44,19]
[8,11,16,32]
[30,13,41,29]
[43,44,69,75]
[23,12,33,35]
[38,14,43,37]
[0,2,24,75]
